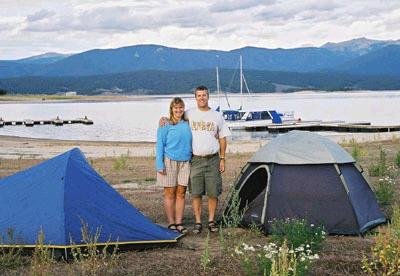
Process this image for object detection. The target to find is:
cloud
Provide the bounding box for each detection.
[1,0,400,59]
[26,9,55,22]
[209,0,265,13]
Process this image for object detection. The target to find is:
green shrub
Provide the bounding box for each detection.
[234,240,320,276]
[369,148,387,177]
[374,178,395,208]
[349,139,365,161]
[69,221,119,275]
[200,233,211,272]
[222,189,248,228]
[395,151,400,168]
[0,229,28,272]
[30,229,56,276]
[270,218,326,253]
[112,153,129,170]
[362,206,400,275]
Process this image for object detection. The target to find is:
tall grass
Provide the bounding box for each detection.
[395,151,400,168]
[200,233,211,272]
[369,148,387,177]
[374,178,396,208]
[362,205,400,275]
[112,152,129,171]
[222,189,248,228]
[0,229,28,273]
[234,240,320,276]
[270,218,326,253]
[30,229,56,276]
[349,139,366,161]
[69,221,119,276]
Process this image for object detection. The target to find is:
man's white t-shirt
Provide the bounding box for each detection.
[185,107,231,156]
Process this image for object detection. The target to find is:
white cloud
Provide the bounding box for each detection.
[209,0,265,13]
[26,9,55,22]
[0,0,400,59]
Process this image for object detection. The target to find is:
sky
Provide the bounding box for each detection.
[1,0,400,59]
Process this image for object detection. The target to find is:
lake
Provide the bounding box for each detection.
[1,90,400,142]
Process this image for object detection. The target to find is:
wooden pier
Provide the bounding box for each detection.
[243,121,400,133]
[0,116,93,128]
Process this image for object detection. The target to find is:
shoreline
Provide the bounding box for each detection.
[2,90,400,105]
[1,131,399,159]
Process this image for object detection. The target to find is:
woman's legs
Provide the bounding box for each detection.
[164,187,177,226]
[175,185,186,225]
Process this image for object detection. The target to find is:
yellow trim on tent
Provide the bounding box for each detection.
[0,237,181,249]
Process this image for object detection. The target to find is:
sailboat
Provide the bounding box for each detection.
[216,56,295,128]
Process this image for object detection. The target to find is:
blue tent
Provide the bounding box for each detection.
[0,148,179,248]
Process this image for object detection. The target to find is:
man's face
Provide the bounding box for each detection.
[195,89,209,108]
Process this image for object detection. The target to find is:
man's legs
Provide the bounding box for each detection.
[207,197,218,223]
[190,156,205,233]
[204,155,222,232]
[192,196,202,224]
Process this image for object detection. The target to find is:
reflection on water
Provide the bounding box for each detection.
[1,91,400,142]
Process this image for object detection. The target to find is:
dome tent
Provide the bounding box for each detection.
[224,131,386,235]
[0,148,179,249]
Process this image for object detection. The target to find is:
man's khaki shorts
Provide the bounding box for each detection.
[189,154,222,197]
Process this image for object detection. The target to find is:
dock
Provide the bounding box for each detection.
[243,120,400,133]
[0,116,93,128]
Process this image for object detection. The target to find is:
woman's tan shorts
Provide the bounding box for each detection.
[157,157,191,187]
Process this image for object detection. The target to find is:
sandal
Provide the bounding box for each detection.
[208,221,218,233]
[176,224,188,234]
[192,223,202,234]
[167,224,177,231]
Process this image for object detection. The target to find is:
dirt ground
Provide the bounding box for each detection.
[0,136,399,275]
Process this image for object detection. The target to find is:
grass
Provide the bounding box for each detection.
[1,140,400,275]
[362,205,400,275]
[221,188,248,228]
[396,151,400,167]
[270,218,326,253]
[112,153,129,170]
[368,147,387,177]
[0,229,28,273]
[374,178,396,208]
[200,233,211,271]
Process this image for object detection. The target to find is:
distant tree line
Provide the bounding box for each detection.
[0,88,8,95]
[0,69,400,95]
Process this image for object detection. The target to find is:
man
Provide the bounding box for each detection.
[186,85,231,234]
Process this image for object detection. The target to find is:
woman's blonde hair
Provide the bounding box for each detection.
[169,97,187,124]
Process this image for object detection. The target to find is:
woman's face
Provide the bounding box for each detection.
[172,103,185,120]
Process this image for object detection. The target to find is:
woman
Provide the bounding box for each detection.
[156,97,192,234]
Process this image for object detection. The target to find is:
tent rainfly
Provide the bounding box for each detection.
[0,148,179,249]
[224,131,386,235]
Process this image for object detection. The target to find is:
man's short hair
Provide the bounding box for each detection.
[195,85,209,96]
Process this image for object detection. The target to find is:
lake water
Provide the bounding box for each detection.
[1,91,400,142]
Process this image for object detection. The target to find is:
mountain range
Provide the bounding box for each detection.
[0,37,400,94]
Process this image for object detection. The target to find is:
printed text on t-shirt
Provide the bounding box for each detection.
[191,121,216,132]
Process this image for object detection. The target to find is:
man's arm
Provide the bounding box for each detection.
[158,117,170,127]
[156,125,167,175]
[219,137,227,173]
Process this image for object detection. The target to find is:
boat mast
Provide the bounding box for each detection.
[240,55,243,110]
[216,66,221,110]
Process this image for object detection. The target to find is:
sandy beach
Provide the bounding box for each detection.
[1,130,399,159]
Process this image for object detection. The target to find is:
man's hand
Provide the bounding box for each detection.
[158,169,166,175]
[159,117,170,127]
[219,159,225,173]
